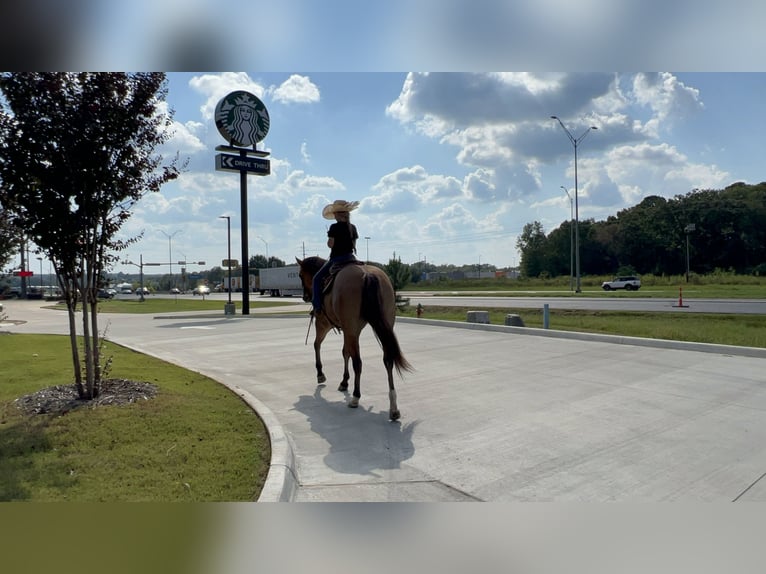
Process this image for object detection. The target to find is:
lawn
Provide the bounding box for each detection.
[77,297,302,314]
[398,305,766,348]
[0,333,270,501]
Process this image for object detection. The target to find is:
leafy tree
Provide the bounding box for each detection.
[516,221,547,277]
[0,205,18,272]
[0,73,182,399]
[384,255,411,292]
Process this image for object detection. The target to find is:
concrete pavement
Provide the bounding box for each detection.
[3,298,766,501]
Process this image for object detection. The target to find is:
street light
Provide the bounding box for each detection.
[123,254,161,302]
[159,229,182,291]
[36,256,43,293]
[364,236,371,263]
[684,223,696,283]
[561,186,574,292]
[220,216,232,304]
[551,116,598,293]
[256,235,269,265]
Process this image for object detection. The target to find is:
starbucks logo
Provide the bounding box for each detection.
[215,91,270,147]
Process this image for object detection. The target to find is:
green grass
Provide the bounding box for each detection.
[54,298,301,314]
[0,334,270,501]
[403,274,766,299]
[399,305,766,348]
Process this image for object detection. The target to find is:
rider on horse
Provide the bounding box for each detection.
[312,199,360,315]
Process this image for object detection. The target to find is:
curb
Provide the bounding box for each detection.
[396,316,766,359]
[232,386,298,502]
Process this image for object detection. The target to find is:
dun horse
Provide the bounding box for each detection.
[296,256,412,420]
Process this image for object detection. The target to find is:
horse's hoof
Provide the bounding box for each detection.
[317,374,326,384]
[338,382,348,392]
[348,398,359,408]
[390,410,401,421]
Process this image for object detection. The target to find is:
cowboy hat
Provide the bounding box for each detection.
[322,199,359,219]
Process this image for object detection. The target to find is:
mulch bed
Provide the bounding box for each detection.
[14,378,158,416]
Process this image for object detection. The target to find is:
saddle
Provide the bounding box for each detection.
[321,258,364,295]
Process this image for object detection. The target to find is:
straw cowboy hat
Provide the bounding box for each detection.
[322,199,359,219]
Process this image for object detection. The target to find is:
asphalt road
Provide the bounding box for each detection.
[4,298,766,502]
[133,290,766,315]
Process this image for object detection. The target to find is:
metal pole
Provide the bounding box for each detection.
[574,143,580,293]
[551,117,597,294]
[219,216,233,303]
[139,254,145,302]
[561,186,574,292]
[686,233,690,283]
[364,236,370,263]
[239,149,250,315]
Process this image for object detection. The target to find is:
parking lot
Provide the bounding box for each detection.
[4,299,766,502]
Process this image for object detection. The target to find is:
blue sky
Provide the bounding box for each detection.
[83,72,762,274]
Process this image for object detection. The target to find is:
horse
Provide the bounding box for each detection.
[295,256,412,421]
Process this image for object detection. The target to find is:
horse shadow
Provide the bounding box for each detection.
[292,385,419,478]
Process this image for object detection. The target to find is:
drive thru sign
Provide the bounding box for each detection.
[215,153,270,175]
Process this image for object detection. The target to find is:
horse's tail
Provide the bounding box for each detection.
[361,273,413,376]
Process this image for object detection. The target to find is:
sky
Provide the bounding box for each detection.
[4,2,766,277]
[99,71,763,275]
[8,72,766,277]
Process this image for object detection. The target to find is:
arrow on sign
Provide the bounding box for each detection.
[215,153,271,175]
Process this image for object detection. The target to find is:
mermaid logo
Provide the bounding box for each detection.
[215,91,270,147]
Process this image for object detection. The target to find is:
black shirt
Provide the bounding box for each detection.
[328,222,358,258]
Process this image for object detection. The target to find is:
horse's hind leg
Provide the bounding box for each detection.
[384,355,400,421]
[343,334,362,408]
[338,343,350,392]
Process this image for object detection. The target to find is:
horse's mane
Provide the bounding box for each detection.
[302,256,326,275]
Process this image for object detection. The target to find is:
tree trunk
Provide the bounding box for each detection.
[63,279,85,399]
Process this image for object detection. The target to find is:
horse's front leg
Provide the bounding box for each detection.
[314,321,331,385]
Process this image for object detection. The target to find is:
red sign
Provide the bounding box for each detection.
[14,270,33,277]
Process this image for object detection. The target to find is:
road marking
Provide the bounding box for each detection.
[180,326,216,330]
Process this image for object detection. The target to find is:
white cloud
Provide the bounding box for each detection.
[188,72,265,121]
[269,74,320,104]
[300,141,311,163]
[632,72,703,125]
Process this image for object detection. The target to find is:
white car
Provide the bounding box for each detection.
[602,276,641,291]
[192,285,211,296]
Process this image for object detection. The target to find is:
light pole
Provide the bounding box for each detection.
[220,216,232,304]
[364,236,371,263]
[159,229,182,291]
[551,116,598,293]
[684,223,696,283]
[36,256,43,295]
[256,235,269,265]
[123,255,161,302]
[561,186,574,292]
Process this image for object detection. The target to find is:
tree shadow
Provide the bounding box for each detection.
[292,385,419,477]
[0,414,72,501]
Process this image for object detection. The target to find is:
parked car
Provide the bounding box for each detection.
[192,285,210,296]
[97,288,114,299]
[135,287,151,295]
[170,287,181,295]
[602,276,641,291]
[119,286,133,294]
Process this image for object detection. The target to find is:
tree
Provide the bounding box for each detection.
[0,205,18,272]
[516,221,547,278]
[384,255,411,292]
[0,73,182,399]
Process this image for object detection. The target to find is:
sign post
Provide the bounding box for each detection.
[214,91,271,315]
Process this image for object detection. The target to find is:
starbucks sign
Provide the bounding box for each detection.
[215,91,270,147]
